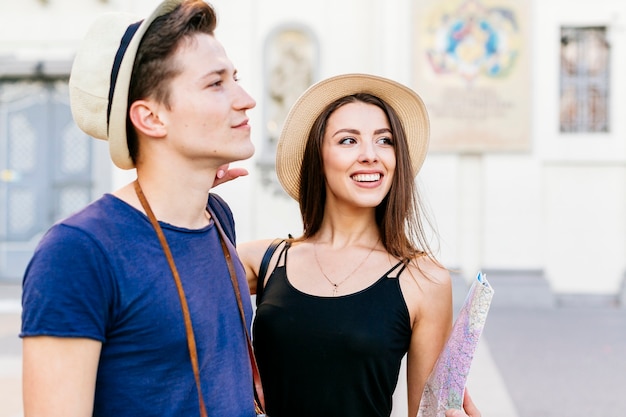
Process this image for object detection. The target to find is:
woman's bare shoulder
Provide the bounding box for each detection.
[237,239,280,268]
[400,255,453,319]
[238,238,288,293]
[405,254,452,287]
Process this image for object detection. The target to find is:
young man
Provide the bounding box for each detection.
[20,1,258,416]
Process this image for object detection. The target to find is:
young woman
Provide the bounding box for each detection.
[238,73,479,417]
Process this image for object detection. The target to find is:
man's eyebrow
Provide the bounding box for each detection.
[200,67,229,80]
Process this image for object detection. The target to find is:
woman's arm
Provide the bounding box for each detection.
[237,239,278,294]
[212,165,249,188]
[403,260,453,416]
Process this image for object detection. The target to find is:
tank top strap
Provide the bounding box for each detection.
[276,240,292,267]
[384,259,410,279]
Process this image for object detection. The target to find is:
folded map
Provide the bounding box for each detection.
[417,272,494,417]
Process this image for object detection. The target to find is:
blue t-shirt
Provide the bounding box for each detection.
[21,193,255,417]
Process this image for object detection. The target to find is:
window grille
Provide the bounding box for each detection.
[560,26,610,133]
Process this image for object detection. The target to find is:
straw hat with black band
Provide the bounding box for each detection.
[275,73,431,201]
[69,0,183,170]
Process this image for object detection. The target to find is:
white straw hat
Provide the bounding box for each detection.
[68,0,183,169]
[275,73,430,200]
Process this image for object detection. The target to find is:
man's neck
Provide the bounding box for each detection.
[113,170,216,229]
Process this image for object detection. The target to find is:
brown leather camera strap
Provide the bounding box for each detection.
[134,180,265,416]
[207,202,266,415]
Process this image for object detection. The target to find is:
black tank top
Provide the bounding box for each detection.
[253,242,412,417]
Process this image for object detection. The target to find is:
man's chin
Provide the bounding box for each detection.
[234,143,255,161]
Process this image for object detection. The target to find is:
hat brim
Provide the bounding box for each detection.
[108,0,183,169]
[275,73,430,200]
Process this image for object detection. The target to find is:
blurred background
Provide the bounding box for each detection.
[0,0,625,416]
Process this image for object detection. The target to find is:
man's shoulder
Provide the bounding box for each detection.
[42,194,140,248]
[63,194,135,228]
[207,192,236,243]
[207,192,232,215]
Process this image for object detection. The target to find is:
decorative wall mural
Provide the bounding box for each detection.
[424,0,521,83]
[414,0,530,152]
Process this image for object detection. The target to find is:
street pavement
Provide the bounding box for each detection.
[1,277,625,417]
[483,305,626,416]
[0,284,21,417]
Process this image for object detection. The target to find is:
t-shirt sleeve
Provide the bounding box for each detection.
[20,224,114,342]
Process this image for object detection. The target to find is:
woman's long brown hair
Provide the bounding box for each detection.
[297,93,441,265]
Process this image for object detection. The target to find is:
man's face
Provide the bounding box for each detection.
[158,33,256,168]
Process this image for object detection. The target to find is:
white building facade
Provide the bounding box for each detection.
[1,0,625,304]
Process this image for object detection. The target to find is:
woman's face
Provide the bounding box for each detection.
[321,101,396,210]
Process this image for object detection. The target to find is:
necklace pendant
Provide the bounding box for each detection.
[313,238,380,298]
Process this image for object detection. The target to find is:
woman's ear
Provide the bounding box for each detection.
[128,100,167,138]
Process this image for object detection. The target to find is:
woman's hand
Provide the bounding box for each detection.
[444,389,481,417]
[213,164,249,188]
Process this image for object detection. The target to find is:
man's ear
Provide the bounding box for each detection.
[128,100,166,138]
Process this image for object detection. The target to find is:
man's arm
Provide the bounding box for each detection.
[23,336,102,417]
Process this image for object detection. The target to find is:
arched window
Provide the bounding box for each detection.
[259,25,318,193]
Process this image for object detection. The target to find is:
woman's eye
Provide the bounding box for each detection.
[377,136,394,145]
[339,137,357,145]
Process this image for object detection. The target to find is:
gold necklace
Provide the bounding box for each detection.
[313,238,379,296]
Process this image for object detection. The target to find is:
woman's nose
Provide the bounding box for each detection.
[358,140,378,163]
